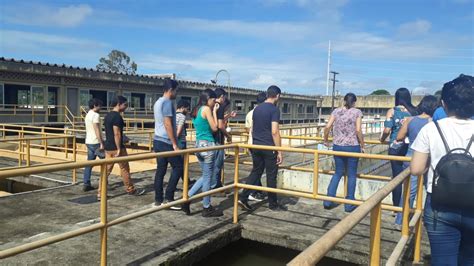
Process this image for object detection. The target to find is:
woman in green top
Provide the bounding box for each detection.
[182,89,223,217]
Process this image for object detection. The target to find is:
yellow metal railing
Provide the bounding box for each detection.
[0,142,421,265]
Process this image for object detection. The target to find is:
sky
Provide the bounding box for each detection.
[0,0,473,95]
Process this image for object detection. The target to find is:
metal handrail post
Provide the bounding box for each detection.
[401,177,411,237]
[312,152,319,198]
[233,146,240,224]
[99,164,108,266]
[26,140,31,167]
[72,136,77,183]
[413,174,424,262]
[182,153,190,201]
[370,202,382,266]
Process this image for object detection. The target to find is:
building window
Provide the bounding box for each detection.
[0,84,3,106]
[31,86,44,108]
[298,104,304,114]
[107,91,117,108]
[146,94,153,110]
[282,103,290,113]
[234,100,244,112]
[250,101,257,111]
[131,93,145,110]
[306,105,314,114]
[79,89,90,108]
[123,92,132,106]
[179,96,193,109]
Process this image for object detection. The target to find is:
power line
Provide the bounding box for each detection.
[330,71,339,111]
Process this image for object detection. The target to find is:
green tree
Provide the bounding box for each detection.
[435,90,442,96]
[370,89,391,95]
[96,50,137,74]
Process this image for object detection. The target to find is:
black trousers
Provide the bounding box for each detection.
[240,149,278,207]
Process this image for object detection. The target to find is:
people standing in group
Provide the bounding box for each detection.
[83,98,105,192]
[99,96,145,201]
[410,74,474,265]
[380,88,418,208]
[238,85,286,212]
[394,95,438,226]
[244,92,267,202]
[153,79,183,209]
[182,89,223,217]
[322,93,364,212]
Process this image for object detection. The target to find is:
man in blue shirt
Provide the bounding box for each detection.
[153,79,183,208]
[433,106,474,122]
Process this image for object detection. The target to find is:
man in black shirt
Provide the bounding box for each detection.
[213,88,236,189]
[98,96,145,201]
[238,85,286,211]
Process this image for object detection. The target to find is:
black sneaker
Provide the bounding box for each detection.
[238,200,253,211]
[128,188,146,196]
[163,200,181,210]
[323,203,339,210]
[83,185,95,192]
[249,192,265,202]
[154,201,162,207]
[269,204,287,211]
[202,206,223,217]
[182,202,191,215]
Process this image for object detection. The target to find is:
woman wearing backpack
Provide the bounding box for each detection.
[380,88,418,208]
[394,95,438,226]
[411,74,474,265]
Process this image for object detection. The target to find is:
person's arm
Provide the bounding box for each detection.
[203,106,218,132]
[380,108,394,142]
[410,151,429,176]
[396,117,412,142]
[355,115,365,152]
[271,121,282,165]
[93,122,104,149]
[164,117,179,150]
[323,114,336,146]
[113,125,122,157]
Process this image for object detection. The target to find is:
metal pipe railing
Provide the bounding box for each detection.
[0,142,421,265]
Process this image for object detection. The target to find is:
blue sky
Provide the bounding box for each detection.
[0,0,473,95]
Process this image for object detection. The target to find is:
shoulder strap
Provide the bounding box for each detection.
[466,135,474,153]
[434,120,450,153]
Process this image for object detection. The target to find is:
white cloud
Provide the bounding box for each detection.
[397,19,432,36]
[329,32,443,59]
[0,30,108,59]
[3,4,92,27]
[250,74,281,86]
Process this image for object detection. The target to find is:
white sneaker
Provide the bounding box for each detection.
[163,200,182,210]
[248,194,264,202]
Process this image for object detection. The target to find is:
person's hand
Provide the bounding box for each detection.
[323,141,331,148]
[230,111,237,118]
[214,103,220,112]
[276,151,283,165]
[173,144,180,151]
[99,143,104,150]
[114,150,121,157]
[360,146,366,153]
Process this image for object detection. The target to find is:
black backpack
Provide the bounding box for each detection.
[431,121,474,211]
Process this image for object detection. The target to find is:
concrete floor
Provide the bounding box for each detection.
[0,150,430,265]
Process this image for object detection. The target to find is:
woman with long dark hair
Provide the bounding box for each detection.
[394,95,438,225]
[323,93,365,212]
[182,89,222,217]
[380,88,417,208]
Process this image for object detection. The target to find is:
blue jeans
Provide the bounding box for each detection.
[212,148,224,188]
[323,144,361,212]
[83,143,100,186]
[423,194,474,265]
[153,140,183,202]
[188,140,217,208]
[388,144,409,206]
[395,149,419,225]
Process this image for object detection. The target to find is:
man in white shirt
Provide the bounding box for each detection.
[410,74,474,265]
[245,92,267,145]
[83,98,104,192]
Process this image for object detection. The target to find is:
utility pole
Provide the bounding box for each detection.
[326,40,331,96]
[330,71,339,111]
